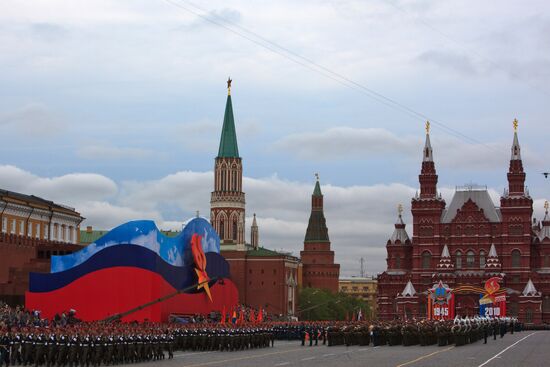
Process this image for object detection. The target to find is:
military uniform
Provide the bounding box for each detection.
[1,333,11,367]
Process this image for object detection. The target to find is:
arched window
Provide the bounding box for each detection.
[455,251,462,269]
[395,255,401,269]
[232,171,237,191]
[466,250,475,268]
[479,250,486,268]
[221,170,226,191]
[511,249,521,268]
[422,251,431,269]
[232,220,238,240]
[219,219,225,239]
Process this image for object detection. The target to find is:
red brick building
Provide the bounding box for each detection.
[300,178,340,292]
[211,83,301,317]
[0,190,83,305]
[378,122,550,324]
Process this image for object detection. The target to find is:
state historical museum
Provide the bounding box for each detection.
[377,121,550,324]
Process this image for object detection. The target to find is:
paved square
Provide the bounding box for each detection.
[128,331,549,367]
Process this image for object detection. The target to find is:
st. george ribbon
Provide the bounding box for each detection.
[191,234,213,302]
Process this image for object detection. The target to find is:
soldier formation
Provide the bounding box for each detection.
[0,303,278,367]
[0,323,276,367]
[290,316,526,348]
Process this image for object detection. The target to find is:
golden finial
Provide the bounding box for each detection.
[425,121,430,134]
[315,172,320,181]
[545,200,549,213]
[227,77,232,95]
[513,118,518,132]
[398,204,403,216]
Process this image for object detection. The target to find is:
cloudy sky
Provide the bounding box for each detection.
[1,0,549,275]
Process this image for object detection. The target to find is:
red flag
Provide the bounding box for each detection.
[257,308,263,323]
[221,305,226,324]
[238,309,244,324]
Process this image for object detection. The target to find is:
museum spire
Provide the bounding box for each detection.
[423,121,433,162]
[418,121,440,199]
[506,119,526,196]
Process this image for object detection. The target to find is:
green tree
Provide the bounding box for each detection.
[298,287,371,321]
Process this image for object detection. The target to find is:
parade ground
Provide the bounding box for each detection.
[133,331,549,367]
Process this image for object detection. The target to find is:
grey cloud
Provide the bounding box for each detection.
[79,201,160,229]
[207,8,242,24]
[0,165,117,204]
[273,127,420,160]
[416,49,479,76]
[0,104,66,137]
[272,127,544,171]
[30,23,68,41]
[77,144,163,160]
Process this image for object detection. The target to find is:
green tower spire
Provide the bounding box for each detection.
[217,78,239,158]
[313,173,322,196]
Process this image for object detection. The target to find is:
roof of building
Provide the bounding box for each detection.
[305,179,329,243]
[0,188,82,216]
[389,214,410,244]
[246,246,293,257]
[423,133,433,162]
[488,243,498,257]
[441,186,501,223]
[217,95,239,158]
[401,280,416,297]
[539,207,550,241]
[522,279,538,296]
[313,180,322,196]
[511,130,521,160]
[339,276,377,283]
[304,210,330,243]
[441,244,450,258]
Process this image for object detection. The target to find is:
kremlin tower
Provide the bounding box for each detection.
[210,78,246,250]
[300,175,340,292]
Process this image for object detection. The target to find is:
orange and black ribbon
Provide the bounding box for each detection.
[191,234,212,302]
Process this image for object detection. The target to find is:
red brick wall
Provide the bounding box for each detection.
[0,233,82,305]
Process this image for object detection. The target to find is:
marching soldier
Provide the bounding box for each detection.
[56,333,68,367]
[11,330,23,366]
[67,333,79,367]
[1,331,11,367]
[45,331,57,367]
[33,332,46,367]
